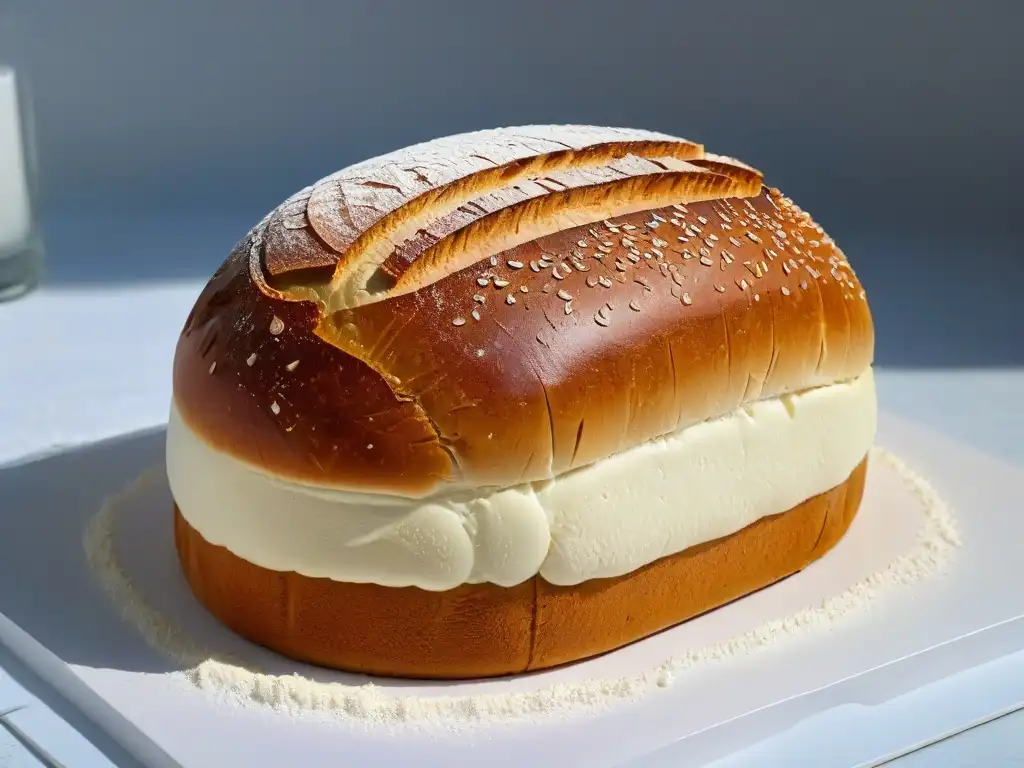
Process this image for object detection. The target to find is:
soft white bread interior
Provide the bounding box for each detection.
[168,369,875,590]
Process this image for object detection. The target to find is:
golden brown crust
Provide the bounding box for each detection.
[172,125,873,493]
[174,456,867,679]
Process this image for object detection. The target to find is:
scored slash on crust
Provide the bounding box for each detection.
[258,127,767,313]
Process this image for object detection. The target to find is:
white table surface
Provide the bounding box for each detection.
[1,281,1022,767]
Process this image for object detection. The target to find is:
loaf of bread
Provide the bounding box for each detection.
[168,125,876,678]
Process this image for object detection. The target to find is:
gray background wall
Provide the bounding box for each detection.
[1,0,1021,365]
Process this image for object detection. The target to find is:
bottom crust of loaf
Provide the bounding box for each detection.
[174,455,867,679]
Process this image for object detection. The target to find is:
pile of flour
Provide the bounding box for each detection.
[82,447,960,728]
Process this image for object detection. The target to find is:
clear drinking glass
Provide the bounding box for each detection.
[0,64,43,301]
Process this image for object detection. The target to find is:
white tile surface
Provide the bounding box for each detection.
[0,283,201,467]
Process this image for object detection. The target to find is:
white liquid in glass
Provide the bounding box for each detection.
[0,66,31,255]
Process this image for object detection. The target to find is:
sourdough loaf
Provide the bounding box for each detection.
[169,125,875,678]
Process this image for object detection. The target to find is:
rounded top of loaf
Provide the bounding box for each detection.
[172,125,874,496]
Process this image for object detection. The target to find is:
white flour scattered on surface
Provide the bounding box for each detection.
[82,447,960,728]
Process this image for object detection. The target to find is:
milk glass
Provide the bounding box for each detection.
[0,65,43,301]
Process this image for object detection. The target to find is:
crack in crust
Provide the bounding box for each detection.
[310,315,465,482]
